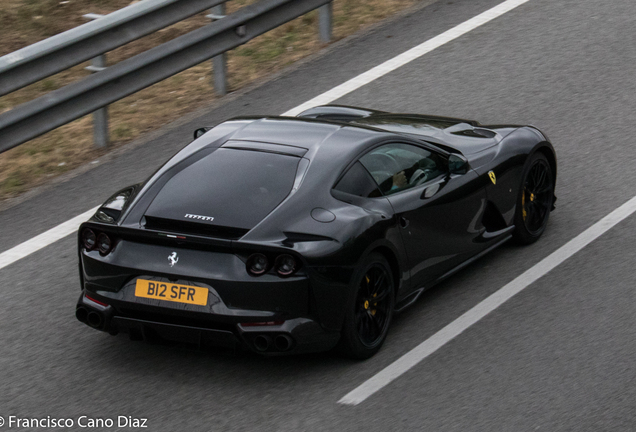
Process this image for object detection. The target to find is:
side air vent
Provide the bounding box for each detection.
[481,201,508,233]
[144,216,249,240]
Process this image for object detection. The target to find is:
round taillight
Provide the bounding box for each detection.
[97,233,112,255]
[82,229,97,250]
[247,253,269,276]
[275,254,298,277]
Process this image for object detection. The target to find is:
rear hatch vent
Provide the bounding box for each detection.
[450,128,497,139]
[144,216,249,240]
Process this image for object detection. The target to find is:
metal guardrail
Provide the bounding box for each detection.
[0,0,227,96]
[0,0,333,153]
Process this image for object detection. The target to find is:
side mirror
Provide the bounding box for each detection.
[193,127,210,139]
[448,153,469,175]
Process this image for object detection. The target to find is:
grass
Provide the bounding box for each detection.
[0,0,419,201]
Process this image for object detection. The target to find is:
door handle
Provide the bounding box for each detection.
[399,216,409,228]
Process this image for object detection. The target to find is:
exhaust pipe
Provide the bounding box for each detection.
[87,311,103,328]
[75,306,88,323]
[274,335,293,352]
[253,335,272,352]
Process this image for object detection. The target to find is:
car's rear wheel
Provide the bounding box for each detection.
[338,253,394,359]
[513,152,554,244]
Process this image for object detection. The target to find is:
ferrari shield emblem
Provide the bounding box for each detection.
[488,171,496,185]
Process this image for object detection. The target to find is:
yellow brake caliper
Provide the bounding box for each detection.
[522,189,527,221]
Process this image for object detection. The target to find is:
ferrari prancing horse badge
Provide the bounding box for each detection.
[488,171,496,185]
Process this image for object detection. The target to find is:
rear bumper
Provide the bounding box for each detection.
[76,291,340,355]
[77,230,354,350]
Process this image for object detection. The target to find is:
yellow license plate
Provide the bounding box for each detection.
[134,279,208,306]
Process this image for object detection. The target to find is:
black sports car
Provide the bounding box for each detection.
[76,105,556,359]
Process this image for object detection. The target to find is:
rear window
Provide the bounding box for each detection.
[145,148,300,230]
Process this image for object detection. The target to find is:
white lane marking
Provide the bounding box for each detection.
[0,206,99,271]
[0,0,528,267]
[282,0,531,116]
[339,195,636,405]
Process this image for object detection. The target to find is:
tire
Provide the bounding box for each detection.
[512,152,554,245]
[338,253,395,360]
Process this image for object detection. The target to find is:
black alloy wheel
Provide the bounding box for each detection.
[338,253,395,359]
[355,265,392,346]
[513,152,554,244]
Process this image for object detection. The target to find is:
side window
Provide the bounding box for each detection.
[360,143,446,195]
[333,161,382,198]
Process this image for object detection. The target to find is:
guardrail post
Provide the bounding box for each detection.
[89,55,109,148]
[319,1,332,43]
[84,13,109,148]
[208,4,228,95]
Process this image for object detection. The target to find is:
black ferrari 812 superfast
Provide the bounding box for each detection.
[76,105,556,359]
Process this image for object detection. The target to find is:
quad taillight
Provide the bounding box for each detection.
[246,253,269,276]
[82,228,113,255]
[97,233,112,254]
[82,229,96,250]
[246,253,300,277]
[275,254,298,277]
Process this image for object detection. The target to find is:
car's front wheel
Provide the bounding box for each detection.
[513,152,554,244]
[338,253,395,359]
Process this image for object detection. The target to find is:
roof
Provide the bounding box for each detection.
[228,113,519,156]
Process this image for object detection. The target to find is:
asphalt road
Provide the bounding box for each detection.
[2,0,636,430]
